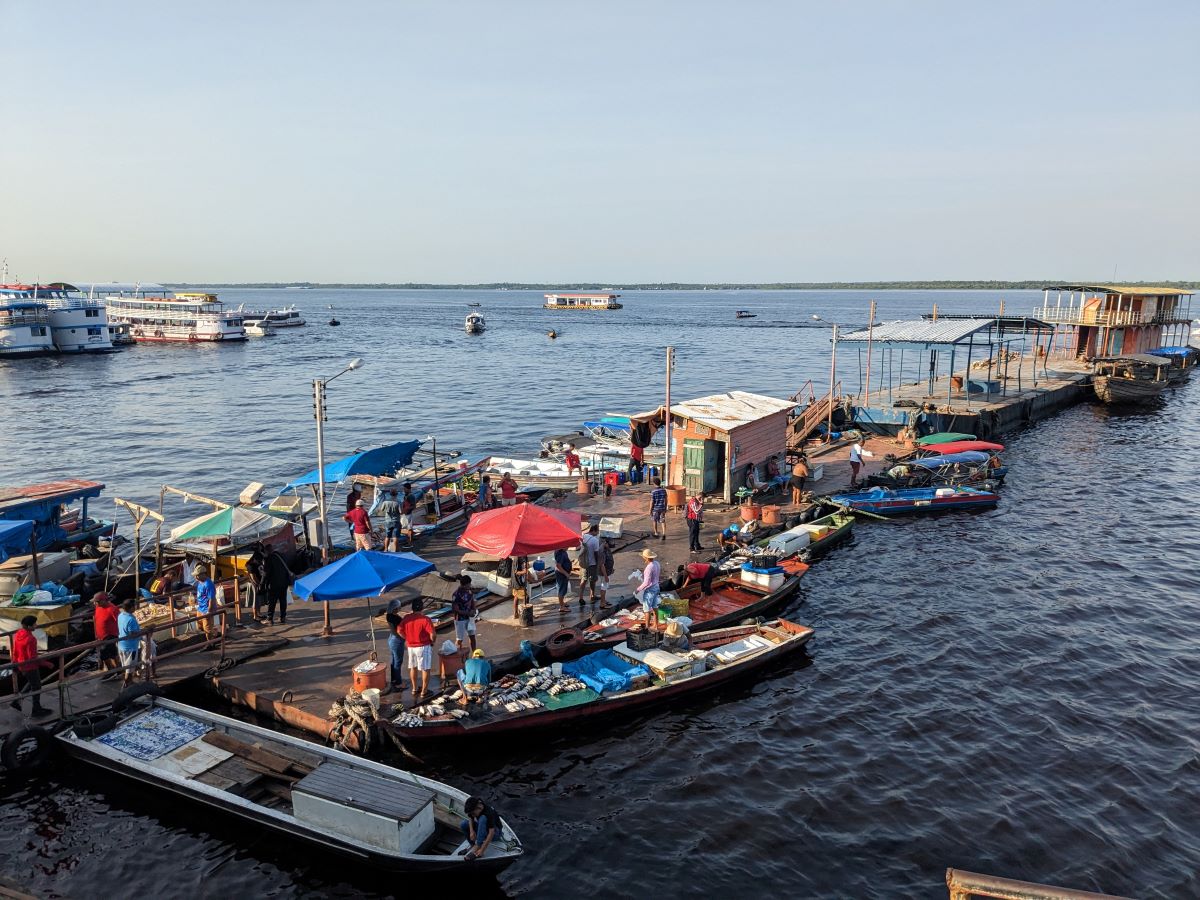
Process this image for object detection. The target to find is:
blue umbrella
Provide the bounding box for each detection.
[282,439,421,490]
[294,550,435,647]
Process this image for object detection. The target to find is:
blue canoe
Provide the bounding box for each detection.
[911,450,1008,480]
[826,485,1000,515]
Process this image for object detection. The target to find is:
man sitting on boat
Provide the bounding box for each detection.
[460,796,502,862]
[456,649,492,708]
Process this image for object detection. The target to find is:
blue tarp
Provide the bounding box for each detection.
[283,440,421,491]
[293,549,435,602]
[912,450,990,468]
[562,650,651,695]
[0,519,34,563]
[1147,346,1197,358]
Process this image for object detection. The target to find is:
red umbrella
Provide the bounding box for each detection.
[457,504,583,557]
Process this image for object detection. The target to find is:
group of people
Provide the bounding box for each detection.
[477,472,520,511]
[550,522,616,616]
[344,482,423,553]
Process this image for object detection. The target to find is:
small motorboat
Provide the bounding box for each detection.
[467,302,482,308]
[825,485,1000,515]
[465,312,486,334]
[328,318,340,326]
[735,310,757,319]
[866,450,1006,490]
[243,319,276,337]
[55,694,523,873]
[547,330,557,339]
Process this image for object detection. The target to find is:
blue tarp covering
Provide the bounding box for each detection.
[912,450,990,468]
[562,650,651,695]
[293,549,435,601]
[1147,346,1197,357]
[283,440,421,490]
[0,519,34,563]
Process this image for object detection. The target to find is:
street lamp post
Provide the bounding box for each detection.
[812,317,839,440]
[313,357,363,637]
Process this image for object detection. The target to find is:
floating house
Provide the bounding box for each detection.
[1034,284,1194,359]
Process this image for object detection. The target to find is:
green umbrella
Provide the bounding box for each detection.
[169,506,283,543]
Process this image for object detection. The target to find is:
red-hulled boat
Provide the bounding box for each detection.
[379,619,814,744]
[578,559,809,652]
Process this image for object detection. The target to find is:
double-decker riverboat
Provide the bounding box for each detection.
[543,292,623,310]
[105,290,245,343]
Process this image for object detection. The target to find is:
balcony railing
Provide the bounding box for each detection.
[1033,307,1144,327]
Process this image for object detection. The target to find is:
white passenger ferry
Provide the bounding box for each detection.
[543,292,623,310]
[104,287,245,343]
[39,283,115,353]
[0,288,54,357]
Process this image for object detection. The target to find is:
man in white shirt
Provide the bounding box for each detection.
[577,524,602,607]
[849,442,874,487]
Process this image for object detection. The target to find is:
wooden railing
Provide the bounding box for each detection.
[787,380,842,448]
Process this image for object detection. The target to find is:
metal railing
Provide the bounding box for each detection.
[946,868,1131,900]
[4,582,249,714]
[787,380,842,448]
[1032,307,1144,327]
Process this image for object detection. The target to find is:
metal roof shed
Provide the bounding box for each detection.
[641,391,795,503]
[837,318,1033,410]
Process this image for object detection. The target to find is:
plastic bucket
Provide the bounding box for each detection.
[761,505,782,525]
[740,503,761,522]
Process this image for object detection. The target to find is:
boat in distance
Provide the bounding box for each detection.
[465,312,486,334]
[543,293,622,310]
[105,291,246,343]
[56,695,523,874]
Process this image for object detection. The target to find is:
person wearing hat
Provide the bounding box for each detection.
[344,498,374,551]
[92,591,121,676]
[194,564,217,644]
[344,484,363,540]
[636,548,662,630]
[456,648,492,707]
[662,618,690,652]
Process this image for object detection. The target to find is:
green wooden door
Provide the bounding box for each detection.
[683,440,706,493]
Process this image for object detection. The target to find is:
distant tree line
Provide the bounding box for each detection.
[167,280,1199,290]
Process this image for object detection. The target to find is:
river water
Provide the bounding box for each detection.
[1,290,1197,897]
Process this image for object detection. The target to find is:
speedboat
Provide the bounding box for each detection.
[465,312,486,334]
[56,694,523,874]
[735,310,757,319]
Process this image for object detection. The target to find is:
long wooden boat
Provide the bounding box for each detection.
[578,563,808,651]
[825,485,999,515]
[57,696,523,874]
[382,619,814,743]
[1092,355,1170,405]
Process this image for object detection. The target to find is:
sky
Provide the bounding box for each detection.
[2,1,1198,283]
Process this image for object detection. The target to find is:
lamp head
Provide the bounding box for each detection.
[347,357,364,371]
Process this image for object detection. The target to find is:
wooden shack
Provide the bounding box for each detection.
[635,391,795,504]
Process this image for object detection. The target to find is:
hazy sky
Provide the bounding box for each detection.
[3,1,1197,283]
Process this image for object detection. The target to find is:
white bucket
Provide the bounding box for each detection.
[361,688,381,711]
[551,662,563,677]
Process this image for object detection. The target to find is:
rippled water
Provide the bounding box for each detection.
[2,290,1198,897]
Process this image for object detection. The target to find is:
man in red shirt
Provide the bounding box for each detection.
[400,598,436,702]
[343,499,374,551]
[564,445,582,476]
[10,615,51,717]
[681,561,716,596]
[499,473,519,507]
[92,592,120,676]
[627,442,644,485]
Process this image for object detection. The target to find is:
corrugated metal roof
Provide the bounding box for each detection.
[667,391,795,431]
[838,319,996,345]
[1044,284,1194,297]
